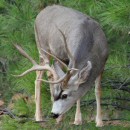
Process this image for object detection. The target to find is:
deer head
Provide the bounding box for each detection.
[51,60,92,118]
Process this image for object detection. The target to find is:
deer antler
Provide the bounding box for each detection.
[57,28,76,68]
[14,44,37,65]
[13,44,69,83]
[37,71,70,84]
[41,49,78,71]
[41,49,68,70]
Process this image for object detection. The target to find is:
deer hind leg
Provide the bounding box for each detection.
[73,99,82,125]
[35,56,48,121]
[95,74,103,127]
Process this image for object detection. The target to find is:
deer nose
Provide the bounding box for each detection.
[51,113,59,119]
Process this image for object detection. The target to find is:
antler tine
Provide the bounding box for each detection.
[41,49,69,70]
[42,49,78,71]
[13,63,58,80]
[13,44,37,65]
[37,71,70,84]
[57,28,76,68]
[13,44,58,79]
[12,66,37,77]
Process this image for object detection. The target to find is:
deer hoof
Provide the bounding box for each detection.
[73,120,82,125]
[96,120,104,127]
[56,115,64,124]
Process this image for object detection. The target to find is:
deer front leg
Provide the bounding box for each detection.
[56,115,64,124]
[95,74,103,127]
[35,57,46,121]
[73,99,82,125]
[35,70,44,121]
[47,71,54,102]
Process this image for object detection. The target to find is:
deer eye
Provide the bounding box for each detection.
[61,94,68,99]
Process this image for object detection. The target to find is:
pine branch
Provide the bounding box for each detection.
[81,97,130,111]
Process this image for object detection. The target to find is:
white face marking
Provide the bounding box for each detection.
[52,100,63,114]
[51,92,77,115]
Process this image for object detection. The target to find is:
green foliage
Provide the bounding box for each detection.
[11,98,34,117]
[0,116,18,130]
[0,116,42,130]
[99,0,130,34]
[0,0,42,99]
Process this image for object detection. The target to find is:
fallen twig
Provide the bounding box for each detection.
[0,108,17,119]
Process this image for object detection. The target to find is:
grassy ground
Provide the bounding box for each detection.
[1,105,130,130]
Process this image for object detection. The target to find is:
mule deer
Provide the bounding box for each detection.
[14,5,108,127]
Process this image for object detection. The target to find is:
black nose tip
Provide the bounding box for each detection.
[51,113,59,119]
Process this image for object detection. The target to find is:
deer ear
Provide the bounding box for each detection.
[53,61,65,78]
[78,61,92,84]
